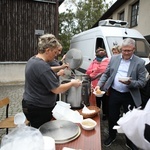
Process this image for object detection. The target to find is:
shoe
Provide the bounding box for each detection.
[126,143,132,149]
[126,141,139,150]
[104,136,116,147]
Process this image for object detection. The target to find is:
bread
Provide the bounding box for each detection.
[96,89,101,94]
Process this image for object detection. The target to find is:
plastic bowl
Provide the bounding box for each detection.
[14,112,26,125]
[80,118,97,130]
[93,91,105,97]
[118,77,130,82]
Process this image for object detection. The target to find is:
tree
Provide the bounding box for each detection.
[58,10,76,53]
[58,0,111,54]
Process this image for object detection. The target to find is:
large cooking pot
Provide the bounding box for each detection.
[61,49,90,108]
[74,74,90,81]
[61,80,90,108]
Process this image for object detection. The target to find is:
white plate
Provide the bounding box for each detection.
[118,77,131,82]
[93,91,105,97]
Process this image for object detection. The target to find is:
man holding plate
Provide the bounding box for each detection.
[95,38,147,149]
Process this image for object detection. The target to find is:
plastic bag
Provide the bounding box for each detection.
[0,113,44,150]
[52,101,83,123]
[113,100,150,150]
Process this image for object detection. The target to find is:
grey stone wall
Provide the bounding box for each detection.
[0,62,26,85]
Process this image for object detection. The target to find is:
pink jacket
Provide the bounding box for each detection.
[86,58,109,88]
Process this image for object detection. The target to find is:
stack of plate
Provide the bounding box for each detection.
[39,120,81,144]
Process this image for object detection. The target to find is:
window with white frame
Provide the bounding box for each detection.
[130,1,139,27]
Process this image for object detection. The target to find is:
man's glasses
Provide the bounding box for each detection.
[122,50,133,53]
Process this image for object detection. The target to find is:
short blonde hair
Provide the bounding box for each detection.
[38,34,60,53]
[112,45,121,53]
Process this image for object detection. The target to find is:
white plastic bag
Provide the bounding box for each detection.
[52,101,83,123]
[113,100,150,150]
[0,113,44,150]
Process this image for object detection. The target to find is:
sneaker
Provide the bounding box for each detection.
[125,141,139,150]
[126,143,132,149]
[104,136,116,147]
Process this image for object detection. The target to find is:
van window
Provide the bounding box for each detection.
[107,37,150,57]
[96,38,106,51]
[135,39,149,57]
[107,37,123,55]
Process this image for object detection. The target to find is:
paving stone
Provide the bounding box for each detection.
[0,85,141,150]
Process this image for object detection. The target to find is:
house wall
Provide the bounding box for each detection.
[137,0,150,36]
[0,0,58,61]
[107,0,150,38]
[0,0,60,85]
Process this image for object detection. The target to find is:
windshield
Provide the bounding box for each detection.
[107,37,150,58]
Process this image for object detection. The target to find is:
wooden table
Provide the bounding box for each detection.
[56,94,101,150]
[55,115,101,150]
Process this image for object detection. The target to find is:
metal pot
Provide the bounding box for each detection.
[60,49,90,108]
[74,74,90,81]
[61,80,90,109]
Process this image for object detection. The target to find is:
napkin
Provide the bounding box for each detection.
[82,105,95,114]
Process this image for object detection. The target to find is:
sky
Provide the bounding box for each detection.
[59,0,117,13]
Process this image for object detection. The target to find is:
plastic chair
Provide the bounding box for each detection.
[0,97,29,134]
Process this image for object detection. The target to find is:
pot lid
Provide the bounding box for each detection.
[65,48,83,70]
[39,120,80,144]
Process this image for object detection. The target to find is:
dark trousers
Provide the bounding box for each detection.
[108,88,138,148]
[96,94,109,117]
[108,88,135,136]
[22,99,54,128]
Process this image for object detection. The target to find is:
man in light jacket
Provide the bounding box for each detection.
[95,38,147,149]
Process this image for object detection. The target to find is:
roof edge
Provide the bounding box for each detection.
[92,0,127,28]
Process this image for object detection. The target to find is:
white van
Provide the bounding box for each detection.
[70,19,150,73]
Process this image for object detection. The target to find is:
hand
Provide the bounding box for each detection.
[94,86,100,91]
[57,69,65,76]
[61,62,69,69]
[119,80,131,85]
[71,79,82,87]
[61,54,66,62]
